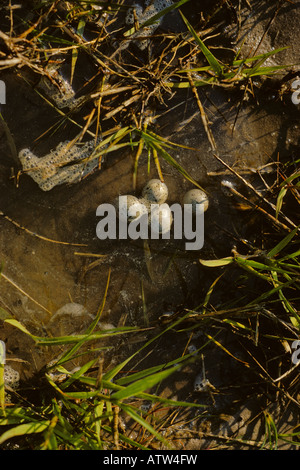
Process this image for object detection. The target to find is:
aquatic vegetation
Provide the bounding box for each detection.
[3,0,290,190]
[0,280,205,449]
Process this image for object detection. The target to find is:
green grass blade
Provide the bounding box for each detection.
[199,257,233,267]
[59,358,98,390]
[119,403,172,448]
[268,226,300,258]
[150,142,203,189]
[249,47,289,75]
[0,421,50,445]
[49,269,111,365]
[124,0,191,36]
[104,312,193,383]
[116,347,201,386]
[179,11,223,77]
[4,318,39,341]
[247,278,297,306]
[111,364,181,401]
[236,257,297,276]
[276,186,288,218]
[70,18,86,85]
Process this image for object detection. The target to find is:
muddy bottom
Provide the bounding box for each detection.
[0,0,299,450]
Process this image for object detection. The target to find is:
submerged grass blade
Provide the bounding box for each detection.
[52,269,111,366]
[119,403,171,448]
[268,225,300,258]
[103,311,194,383]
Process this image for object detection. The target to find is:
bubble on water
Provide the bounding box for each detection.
[125,3,143,25]
[37,65,77,109]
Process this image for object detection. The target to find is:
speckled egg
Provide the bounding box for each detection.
[183,189,209,213]
[138,197,152,213]
[149,203,173,235]
[115,195,148,222]
[142,179,168,204]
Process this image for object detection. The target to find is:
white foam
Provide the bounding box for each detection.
[4,365,20,390]
[37,65,85,110]
[19,139,102,191]
[125,0,173,50]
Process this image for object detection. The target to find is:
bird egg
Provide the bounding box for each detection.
[183,189,209,213]
[115,195,148,222]
[142,179,168,204]
[150,203,173,235]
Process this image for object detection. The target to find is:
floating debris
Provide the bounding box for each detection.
[220,179,237,197]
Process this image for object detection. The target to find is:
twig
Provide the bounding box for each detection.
[1,272,52,314]
[273,361,300,383]
[213,154,299,231]
[0,212,87,247]
[187,68,217,151]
